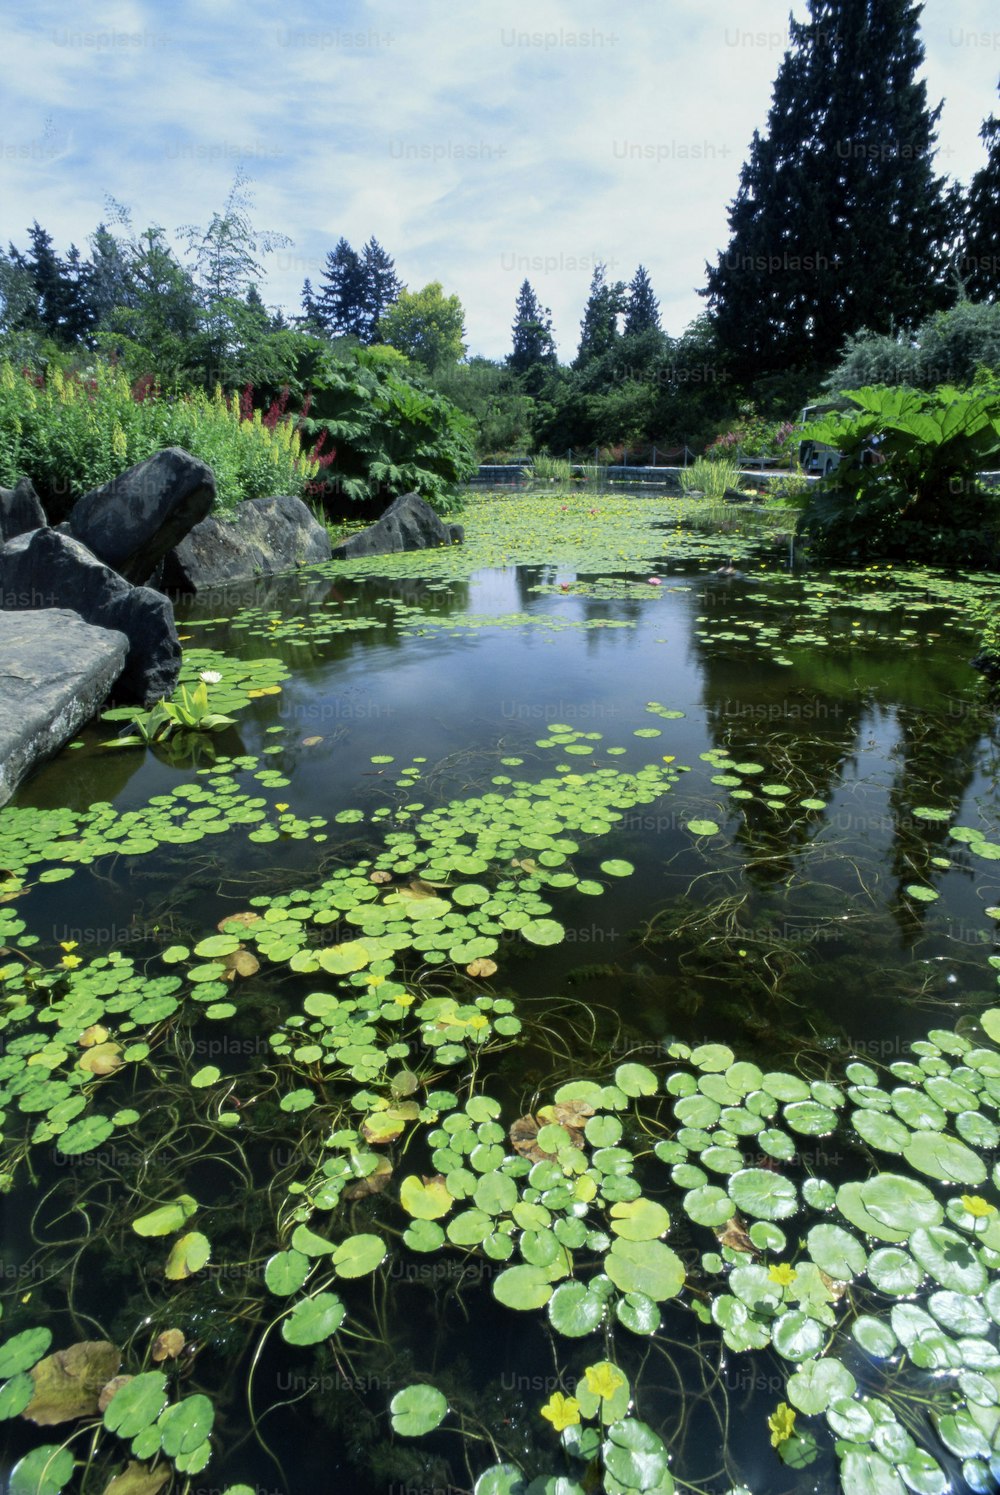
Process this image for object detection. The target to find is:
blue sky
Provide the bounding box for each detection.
[2,0,998,361]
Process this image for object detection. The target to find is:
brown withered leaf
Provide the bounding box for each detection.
[24,1340,121,1425]
[714,1215,757,1256]
[466,958,498,979]
[369,871,393,884]
[221,948,259,981]
[79,1025,110,1048]
[343,1157,393,1200]
[537,1100,593,1133]
[103,1460,171,1495]
[78,1043,123,1077]
[216,911,261,932]
[509,1115,548,1163]
[301,736,324,747]
[511,857,536,872]
[150,1328,185,1363]
[98,1375,132,1414]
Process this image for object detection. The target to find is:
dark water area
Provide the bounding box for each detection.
[2,531,999,1494]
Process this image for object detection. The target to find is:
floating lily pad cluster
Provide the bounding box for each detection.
[0,754,323,887]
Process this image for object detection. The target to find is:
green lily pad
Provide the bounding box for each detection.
[390,1382,448,1437]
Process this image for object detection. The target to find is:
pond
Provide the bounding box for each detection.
[3,493,1000,1495]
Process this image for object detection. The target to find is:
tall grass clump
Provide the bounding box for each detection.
[0,359,319,515]
[679,455,742,499]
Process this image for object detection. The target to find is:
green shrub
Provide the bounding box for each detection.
[795,383,1000,563]
[0,359,318,515]
[531,455,573,485]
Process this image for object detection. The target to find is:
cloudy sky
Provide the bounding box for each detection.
[2,0,997,361]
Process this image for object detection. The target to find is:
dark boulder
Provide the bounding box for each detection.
[162,494,332,595]
[0,477,47,542]
[0,609,129,807]
[67,447,216,585]
[0,529,180,706]
[332,491,461,559]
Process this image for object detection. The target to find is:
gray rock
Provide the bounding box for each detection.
[68,447,216,584]
[0,529,180,707]
[0,610,129,807]
[0,477,47,542]
[332,491,461,559]
[162,494,332,594]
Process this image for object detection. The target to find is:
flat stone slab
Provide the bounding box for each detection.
[0,610,128,807]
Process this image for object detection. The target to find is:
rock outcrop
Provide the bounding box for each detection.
[0,610,129,807]
[162,494,332,593]
[67,447,216,585]
[0,529,180,706]
[0,477,47,543]
[331,491,463,559]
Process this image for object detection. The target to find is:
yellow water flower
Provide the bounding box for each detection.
[961,1194,997,1218]
[60,954,82,970]
[540,1391,581,1432]
[584,1362,625,1401]
[59,940,79,952]
[768,1263,798,1287]
[768,1402,796,1447]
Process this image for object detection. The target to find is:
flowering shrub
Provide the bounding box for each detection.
[0,359,319,515]
[706,403,797,463]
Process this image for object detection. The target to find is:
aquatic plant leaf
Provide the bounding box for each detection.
[601,1416,673,1490]
[806,1223,867,1281]
[472,1468,528,1495]
[264,1250,311,1296]
[23,1340,119,1424]
[157,1393,214,1457]
[390,1382,448,1437]
[852,1315,898,1358]
[902,1132,987,1185]
[332,1234,386,1278]
[164,1232,211,1281]
[150,1330,184,1364]
[0,1374,33,1419]
[686,820,720,836]
[400,1175,453,1219]
[857,1174,943,1232]
[102,1372,168,1438]
[786,1357,856,1415]
[56,1115,115,1156]
[866,1247,922,1296]
[132,1196,198,1237]
[493,1264,554,1310]
[605,1239,685,1301]
[102,1461,171,1494]
[609,1198,670,1240]
[519,919,565,946]
[727,1169,798,1221]
[771,1310,824,1362]
[280,1292,346,1345]
[9,1445,76,1495]
[548,1281,606,1337]
[908,1226,987,1294]
[0,1328,52,1379]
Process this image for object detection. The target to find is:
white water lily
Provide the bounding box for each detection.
[199,670,223,684]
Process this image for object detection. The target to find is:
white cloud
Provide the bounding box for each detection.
[1,0,996,362]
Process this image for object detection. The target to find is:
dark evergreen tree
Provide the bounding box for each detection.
[299,278,325,334]
[361,237,402,342]
[13,223,96,343]
[507,279,557,384]
[703,0,957,385]
[574,262,626,369]
[623,265,660,335]
[315,237,368,338]
[87,224,132,334]
[963,81,1000,301]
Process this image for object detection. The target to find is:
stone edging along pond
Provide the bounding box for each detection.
[0,444,459,804]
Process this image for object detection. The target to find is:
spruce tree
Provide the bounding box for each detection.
[574,262,626,369]
[315,237,368,338]
[623,265,660,335]
[507,280,557,379]
[963,82,1000,301]
[361,237,402,342]
[703,0,956,385]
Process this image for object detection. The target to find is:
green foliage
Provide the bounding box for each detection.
[380,281,467,371]
[962,82,1000,301]
[825,301,1000,393]
[704,0,957,385]
[0,358,318,514]
[680,457,742,499]
[300,346,476,509]
[430,357,535,459]
[795,383,1000,562]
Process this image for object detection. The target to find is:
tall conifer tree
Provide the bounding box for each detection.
[963,81,1000,301]
[703,0,956,384]
[507,280,557,376]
